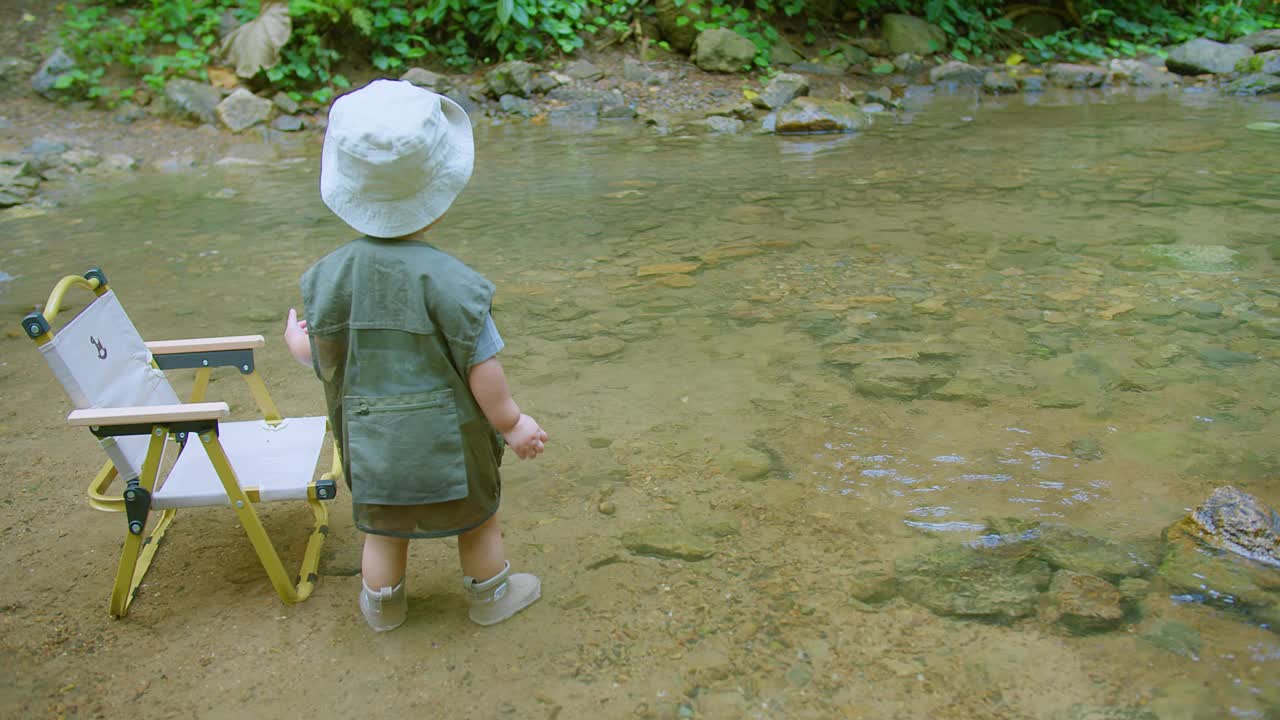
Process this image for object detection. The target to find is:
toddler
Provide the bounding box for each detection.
[283,79,548,631]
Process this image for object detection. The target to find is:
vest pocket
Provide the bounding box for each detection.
[343,390,469,504]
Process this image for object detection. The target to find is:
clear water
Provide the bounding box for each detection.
[1,89,1278,718]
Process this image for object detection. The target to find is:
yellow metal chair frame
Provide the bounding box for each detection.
[24,269,339,618]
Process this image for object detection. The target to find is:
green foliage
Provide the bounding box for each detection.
[50,0,1280,107]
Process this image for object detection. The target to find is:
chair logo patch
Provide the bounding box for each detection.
[90,336,108,360]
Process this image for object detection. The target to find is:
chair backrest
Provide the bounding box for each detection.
[39,289,180,479]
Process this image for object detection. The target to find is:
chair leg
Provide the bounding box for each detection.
[109,509,177,618]
[293,498,330,603]
[199,430,328,605]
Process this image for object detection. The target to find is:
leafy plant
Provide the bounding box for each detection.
[49,0,1280,107]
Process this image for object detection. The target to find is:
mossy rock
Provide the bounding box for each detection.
[895,542,1051,622]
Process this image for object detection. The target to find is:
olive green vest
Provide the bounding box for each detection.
[300,237,503,508]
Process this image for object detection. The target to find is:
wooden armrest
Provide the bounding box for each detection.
[146,335,265,354]
[68,402,230,427]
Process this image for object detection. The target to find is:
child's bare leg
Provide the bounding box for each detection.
[362,533,409,588]
[359,533,409,632]
[458,512,541,625]
[457,512,506,580]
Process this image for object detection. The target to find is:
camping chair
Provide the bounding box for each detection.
[21,267,338,618]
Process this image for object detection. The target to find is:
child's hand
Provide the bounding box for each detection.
[502,414,548,460]
[284,308,311,366]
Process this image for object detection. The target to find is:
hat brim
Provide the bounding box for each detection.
[320,94,474,238]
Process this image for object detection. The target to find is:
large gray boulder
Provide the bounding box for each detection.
[485,61,537,98]
[654,0,700,53]
[1236,29,1280,52]
[882,14,946,55]
[216,88,272,132]
[1165,38,1253,75]
[693,28,757,73]
[164,78,222,124]
[774,97,871,134]
[30,48,77,100]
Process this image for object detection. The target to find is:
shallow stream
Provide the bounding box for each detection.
[1,88,1278,719]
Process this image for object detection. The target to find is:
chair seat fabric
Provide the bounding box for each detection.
[153,416,328,509]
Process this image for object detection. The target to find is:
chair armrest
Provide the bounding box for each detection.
[68,402,230,427]
[146,335,265,354]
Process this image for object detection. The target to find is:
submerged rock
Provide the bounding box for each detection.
[1060,704,1158,720]
[853,359,953,400]
[621,524,715,561]
[718,446,771,481]
[1141,620,1202,658]
[896,542,1051,622]
[984,518,1154,581]
[1044,570,1124,634]
[1144,244,1248,273]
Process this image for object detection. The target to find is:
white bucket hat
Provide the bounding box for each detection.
[320,79,474,238]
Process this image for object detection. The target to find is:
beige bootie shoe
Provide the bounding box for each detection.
[464,561,541,626]
[359,577,407,632]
